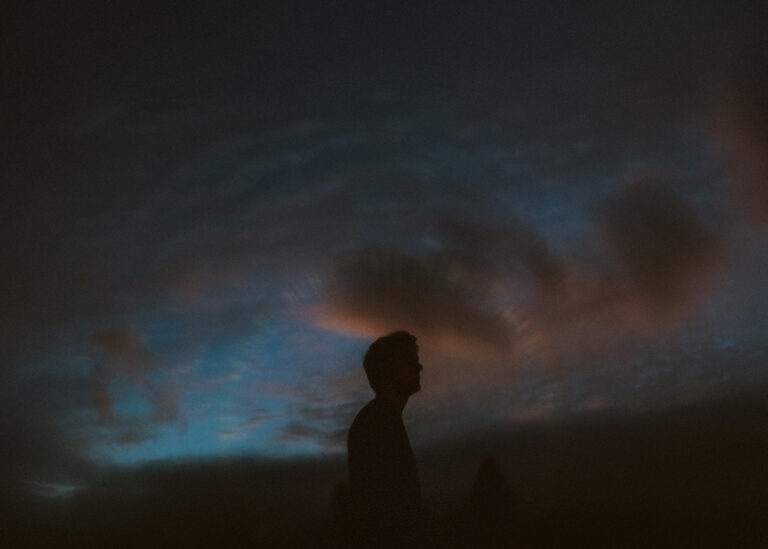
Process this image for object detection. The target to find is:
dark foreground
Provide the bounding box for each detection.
[3,390,767,548]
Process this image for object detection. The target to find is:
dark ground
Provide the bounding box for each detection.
[3,388,767,548]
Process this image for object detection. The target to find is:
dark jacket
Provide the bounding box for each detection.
[347,398,421,547]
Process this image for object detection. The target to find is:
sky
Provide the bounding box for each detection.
[3,1,768,531]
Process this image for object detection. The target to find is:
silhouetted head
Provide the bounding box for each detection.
[363,331,422,396]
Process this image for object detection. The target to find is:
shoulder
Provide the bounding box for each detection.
[349,399,397,442]
[350,399,382,431]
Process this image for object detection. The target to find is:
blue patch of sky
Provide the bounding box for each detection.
[102,420,229,464]
[82,315,352,462]
[138,311,196,355]
[100,404,325,464]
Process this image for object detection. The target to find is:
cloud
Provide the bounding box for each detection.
[711,52,768,227]
[486,176,731,386]
[90,326,159,382]
[252,381,302,398]
[314,247,515,358]
[600,178,722,313]
[93,378,117,423]
[311,215,566,359]
[108,423,158,447]
[87,326,183,448]
[276,421,327,443]
[434,218,564,294]
[267,368,370,451]
[150,385,181,424]
[218,410,273,441]
[0,397,83,481]
[276,420,348,450]
[309,189,727,410]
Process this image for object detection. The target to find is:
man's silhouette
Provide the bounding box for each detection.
[347,331,423,548]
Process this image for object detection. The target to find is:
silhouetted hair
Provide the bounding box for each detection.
[363,331,418,393]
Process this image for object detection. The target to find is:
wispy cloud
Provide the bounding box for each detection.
[91,326,159,382]
[87,326,183,447]
[315,247,515,357]
[218,410,273,441]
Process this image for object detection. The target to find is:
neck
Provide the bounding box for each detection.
[375,388,409,415]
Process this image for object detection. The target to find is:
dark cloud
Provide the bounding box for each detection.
[435,218,564,293]
[277,399,367,450]
[87,326,182,447]
[601,179,721,312]
[0,397,85,482]
[93,378,116,423]
[0,381,96,532]
[313,187,728,395]
[90,327,158,377]
[312,212,569,361]
[712,51,768,227]
[150,385,181,424]
[317,247,514,357]
[513,178,728,371]
[89,326,159,425]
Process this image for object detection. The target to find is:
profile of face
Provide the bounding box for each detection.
[392,347,423,396]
